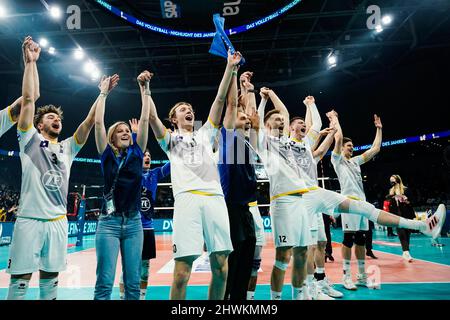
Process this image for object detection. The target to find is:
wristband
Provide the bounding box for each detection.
[99,92,108,97]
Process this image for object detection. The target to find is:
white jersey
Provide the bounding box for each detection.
[17,126,82,219]
[0,106,15,138]
[331,152,367,200]
[290,137,321,188]
[158,119,223,197]
[256,100,308,199]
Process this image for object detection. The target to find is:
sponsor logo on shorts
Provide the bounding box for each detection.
[41,170,64,192]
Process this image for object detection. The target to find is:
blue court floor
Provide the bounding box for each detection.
[0,229,449,300]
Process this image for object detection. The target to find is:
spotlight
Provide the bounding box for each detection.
[39,38,49,48]
[382,15,392,25]
[74,48,84,60]
[48,47,56,55]
[0,6,7,18]
[83,61,95,73]
[50,6,62,19]
[327,55,337,65]
[375,25,383,33]
[91,69,100,81]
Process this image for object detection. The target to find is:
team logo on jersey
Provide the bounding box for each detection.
[40,140,49,148]
[141,197,151,212]
[41,170,64,192]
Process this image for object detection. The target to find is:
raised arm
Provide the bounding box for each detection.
[8,97,23,123]
[329,110,343,155]
[208,51,242,126]
[94,76,112,154]
[304,96,322,134]
[312,123,337,160]
[361,114,382,162]
[75,74,119,146]
[223,65,239,129]
[136,74,151,151]
[267,89,290,136]
[18,37,40,131]
[137,71,167,140]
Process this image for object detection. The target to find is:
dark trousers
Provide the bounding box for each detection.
[387,226,396,236]
[323,214,333,255]
[224,203,256,300]
[365,220,374,251]
[397,228,411,251]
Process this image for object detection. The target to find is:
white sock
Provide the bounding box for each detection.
[398,217,424,231]
[306,274,314,284]
[292,286,303,300]
[247,291,255,300]
[39,277,58,300]
[357,259,366,274]
[315,267,325,274]
[7,278,29,300]
[343,259,351,275]
[271,290,282,300]
[140,288,147,300]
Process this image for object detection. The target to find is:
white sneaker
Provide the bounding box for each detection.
[301,285,312,300]
[422,204,446,239]
[311,281,334,300]
[402,251,413,262]
[342,274,357,290]
[356,273,369,287]
[318,278,344,298]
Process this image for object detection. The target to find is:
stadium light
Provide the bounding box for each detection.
[74,48,84,60]
[83,61,95,73]
[91,68,100,81]
[0,5,7,18]
[382,15,393,25]
[39,38,49,48]
[50,6,62,19]
[375,25,383,33]
[48,47,56,55]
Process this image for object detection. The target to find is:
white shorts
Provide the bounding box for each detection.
[270,195,313,248]
[249,205,266,246]
[310,213,327,244]
[7,216,68,275]
[172,192,233,259]
[303,188,347,217]
[341,213,369,232]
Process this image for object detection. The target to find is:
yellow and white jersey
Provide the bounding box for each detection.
[290,137,321,189]
[0,106,15,138]
[331,152,367,201]
[158,120,223,197]
[17,126,82,220]
[257,132,309,200]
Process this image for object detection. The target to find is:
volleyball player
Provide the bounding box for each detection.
[6,36,118,300]
[147,51,242,300]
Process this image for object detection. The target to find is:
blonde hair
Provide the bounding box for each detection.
[168,102,193,129]
[107,121,132,155]
[389,174,406,196]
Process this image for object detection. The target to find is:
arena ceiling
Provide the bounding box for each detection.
[0,0,449,93]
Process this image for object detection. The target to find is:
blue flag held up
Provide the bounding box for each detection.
[209,14,246,66]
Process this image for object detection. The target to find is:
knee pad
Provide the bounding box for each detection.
[342,232,355,248]
[354,231,367,246]
[274,260,289,271]
[252,259,262,276]
[7,278,29,300]
[39,277,58,300]
[141,260,150,281]
[349,200,380,222]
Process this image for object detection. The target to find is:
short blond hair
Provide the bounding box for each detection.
[107,121,132,155]
[168,102,193,129]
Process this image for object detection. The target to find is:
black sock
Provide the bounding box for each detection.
[314,272,326,281]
